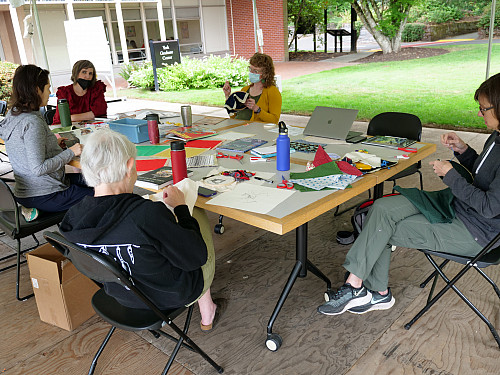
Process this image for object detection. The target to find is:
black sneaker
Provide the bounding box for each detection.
[317,284,372,316]
[348,288,395,314]
[324,271,350,301]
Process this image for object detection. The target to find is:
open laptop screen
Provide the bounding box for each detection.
[303,106,359,140]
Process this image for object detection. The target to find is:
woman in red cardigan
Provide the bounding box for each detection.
[52,60,107,124]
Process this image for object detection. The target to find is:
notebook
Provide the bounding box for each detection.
[303,106,359,141]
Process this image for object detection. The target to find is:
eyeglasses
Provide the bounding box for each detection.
[479,105,494,114]
[248,67,263,74]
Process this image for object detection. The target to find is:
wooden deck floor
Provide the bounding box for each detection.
[1,206,499,375]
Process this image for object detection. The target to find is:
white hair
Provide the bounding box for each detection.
[80,129,137,187]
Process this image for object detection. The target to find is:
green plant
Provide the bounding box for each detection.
[128,55,248,91]
[119,61,142,81]
[402,23,426,42]
[0,61,19,104]
[478,4,500,34]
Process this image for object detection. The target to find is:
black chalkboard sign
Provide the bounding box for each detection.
[149,40,181,91]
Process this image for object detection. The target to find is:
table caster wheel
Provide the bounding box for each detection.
[214,223,225,234]
[265,333,282,352]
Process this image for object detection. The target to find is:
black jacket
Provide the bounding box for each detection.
[60,193,207,309]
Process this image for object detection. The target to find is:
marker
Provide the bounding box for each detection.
[254,176,274,184]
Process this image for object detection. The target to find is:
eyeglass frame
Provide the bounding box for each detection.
[479,105,494,115]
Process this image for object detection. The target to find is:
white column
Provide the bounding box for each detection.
[198,0,206,53]
[157,0,166,40]
[66,0,75,21]
[105,4,118,65]
[115,0,129,64]
[9,5,28,64]
[170,0,178,40]
[140,2,151,60]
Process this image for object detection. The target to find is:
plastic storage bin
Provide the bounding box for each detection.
[109,118,149,143]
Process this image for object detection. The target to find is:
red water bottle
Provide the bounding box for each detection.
[171,141,188,184]
[146,114,160,144]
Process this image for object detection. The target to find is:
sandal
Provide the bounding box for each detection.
[200,298,227,332]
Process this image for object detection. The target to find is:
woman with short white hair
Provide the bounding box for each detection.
[60,129,225,331]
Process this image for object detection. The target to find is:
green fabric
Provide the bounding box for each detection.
[394,186,455,223]
[235,93,261,120]
[290,161,348,192]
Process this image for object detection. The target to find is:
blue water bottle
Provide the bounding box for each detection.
[276,121,290,171]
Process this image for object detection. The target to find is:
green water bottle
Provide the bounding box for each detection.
[57,99,71,127]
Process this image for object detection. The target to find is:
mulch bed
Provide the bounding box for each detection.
[289,47,450,63]
[289,51,349,61]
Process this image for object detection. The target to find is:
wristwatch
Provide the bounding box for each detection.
[254,107,261,114]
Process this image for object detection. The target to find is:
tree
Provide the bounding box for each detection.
[287,0,341,49]
[351,0,418,54]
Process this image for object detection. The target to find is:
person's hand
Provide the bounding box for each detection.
[222,81,231,99]
[429,159,453,177]
[441,132,467,154]
[163,185,185,208]
[57,137,67,149]
[245,98,256,111]
[69,143,83,157]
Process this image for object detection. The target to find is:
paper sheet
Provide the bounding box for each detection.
[206,183,294,214]
[210,131,255,141]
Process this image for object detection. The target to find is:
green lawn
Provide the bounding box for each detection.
[118,44,500,129]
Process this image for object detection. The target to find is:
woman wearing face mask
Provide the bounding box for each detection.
[222,52,282,124]
[0,65,94,220]
[52,60,107,124]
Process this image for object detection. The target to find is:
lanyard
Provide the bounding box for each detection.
[475,142,495,174]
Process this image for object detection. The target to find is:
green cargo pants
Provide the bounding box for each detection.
[343,194,482,292]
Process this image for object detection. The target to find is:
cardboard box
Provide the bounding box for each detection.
[27,243,99,331]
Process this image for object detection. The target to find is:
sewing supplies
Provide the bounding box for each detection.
[254,176,274,184]
[277,176,294,189]
[216,152,244,163]
[221,170,255,181]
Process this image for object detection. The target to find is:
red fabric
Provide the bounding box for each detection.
[136,159,167,172]
[336,161,363,176]
[312,146,332,167]
[52,80,107,124]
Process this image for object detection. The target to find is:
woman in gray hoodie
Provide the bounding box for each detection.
[0,65,93,219]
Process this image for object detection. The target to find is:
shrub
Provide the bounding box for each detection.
[0,61,19,104]
[478,4,500,35]
[128,55,249,91]
[402,23,426,42]
[119,61,142,81]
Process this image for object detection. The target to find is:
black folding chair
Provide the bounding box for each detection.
[367,111,423,190]
[0,179,66,301]
[43,231,224,375]
[405,232,500,348]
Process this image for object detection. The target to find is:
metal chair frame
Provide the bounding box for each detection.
[405,232,500,349]
[43,231,224,375]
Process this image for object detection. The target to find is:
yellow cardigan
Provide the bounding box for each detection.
[232,85,282,124]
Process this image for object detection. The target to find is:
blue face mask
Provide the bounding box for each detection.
[249,72,261,83]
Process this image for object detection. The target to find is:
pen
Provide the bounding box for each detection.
[254,176,274,184]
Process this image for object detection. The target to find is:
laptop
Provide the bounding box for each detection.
[303,106,359,141]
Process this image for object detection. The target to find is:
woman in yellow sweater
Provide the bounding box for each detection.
[223,52,282,124]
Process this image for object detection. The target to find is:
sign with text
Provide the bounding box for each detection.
[150,40,181,91]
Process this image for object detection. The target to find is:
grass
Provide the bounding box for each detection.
[117,44,500,129]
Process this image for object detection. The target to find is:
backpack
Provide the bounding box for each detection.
[351,193,400,236]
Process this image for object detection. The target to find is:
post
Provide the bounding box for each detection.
[324,9,328,53]
[350,6,357,53]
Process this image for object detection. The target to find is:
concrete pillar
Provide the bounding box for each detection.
[115,0,129,64]
[9,5,28,64]
[157,0,166,41]
[140,3,151,60]
[105,4,118,65]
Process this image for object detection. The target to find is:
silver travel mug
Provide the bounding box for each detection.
[180,105,192,127]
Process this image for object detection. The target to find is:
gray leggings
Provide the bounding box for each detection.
[343,194,482,292]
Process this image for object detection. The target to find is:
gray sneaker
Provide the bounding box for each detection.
[348,288,395,314]
[317,284,372,316]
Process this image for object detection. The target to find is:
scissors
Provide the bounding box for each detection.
[216,152,244,163]
[277,177,294,189]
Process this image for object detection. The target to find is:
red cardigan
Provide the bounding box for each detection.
[53,80,107,124]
